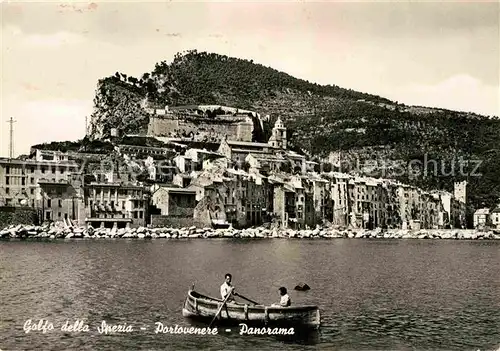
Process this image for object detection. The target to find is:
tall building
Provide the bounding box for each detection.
[83,173,148,229]
[0,152,79,209]
[454,180,467,204]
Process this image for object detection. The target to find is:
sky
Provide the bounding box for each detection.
[1,0,499,157]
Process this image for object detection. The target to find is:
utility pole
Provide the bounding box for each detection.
[7,117,16,159]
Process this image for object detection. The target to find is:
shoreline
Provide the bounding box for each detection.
[1,224,499,241]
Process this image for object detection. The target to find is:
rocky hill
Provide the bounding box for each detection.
[87,50,500,210]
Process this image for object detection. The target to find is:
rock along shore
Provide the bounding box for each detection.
[1,223,499,240]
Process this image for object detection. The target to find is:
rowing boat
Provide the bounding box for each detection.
[182,289,321,329]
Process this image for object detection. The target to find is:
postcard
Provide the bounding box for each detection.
[1,1,499,350]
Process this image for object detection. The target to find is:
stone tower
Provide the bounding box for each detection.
[454,180,467,204]
[268,117,287,149]
[236,116,253,141]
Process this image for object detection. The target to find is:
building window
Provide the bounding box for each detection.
[46,211,51,220]
[47,199,52,207]
[139,211,143,219]
[30,167,35,173]
[21,178,25,186]
[58,212,61,218]
[6,167,10,174]
[58,200,62,207]
[41,167,46,174]
[30,189,34,195]
[5,176,9,185]
[52,167,56,174]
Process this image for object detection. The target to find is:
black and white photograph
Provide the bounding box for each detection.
[1,1,499,350]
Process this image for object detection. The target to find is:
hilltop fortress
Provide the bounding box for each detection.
[145,104,263,143]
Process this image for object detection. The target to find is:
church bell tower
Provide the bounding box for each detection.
[268,117,287,149]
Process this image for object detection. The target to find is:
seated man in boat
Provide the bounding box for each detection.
[220,273,235,301]
[272,287,291,307]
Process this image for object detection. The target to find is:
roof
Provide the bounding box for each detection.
[268,176,285,184]
[117,144,173,151]
[226,168,249,176]
[305,174,328,183]
[187,148,223,156]
[247,153,285,162]
[474,208,490,215]
[491,207,500,214]
[0,157,78,167]
[286,151,306,159]
[232,148,271,154]
[227,140,273,148]
[431,190,453,197]
[162,187,196,194]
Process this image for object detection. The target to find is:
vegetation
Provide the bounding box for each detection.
[120,136,169,148]
[31,137,114,154]
[87,50,500,210]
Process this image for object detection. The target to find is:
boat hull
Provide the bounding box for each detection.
[182,290,320,329]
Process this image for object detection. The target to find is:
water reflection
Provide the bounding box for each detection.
[1,239,499,350]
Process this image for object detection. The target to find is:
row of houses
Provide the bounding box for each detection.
[149,161,467,230]
[473,207,500,229]
[0,116,468,229]
[0,149,148,228]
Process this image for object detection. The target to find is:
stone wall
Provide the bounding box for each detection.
[147,116,252,142]
[0,206,39,227]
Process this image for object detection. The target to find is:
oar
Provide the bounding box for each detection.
[208,288,233,328]
[233,292,260,305]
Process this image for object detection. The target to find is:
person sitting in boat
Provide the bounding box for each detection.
[272,287,291,307]
[220,273,235,301]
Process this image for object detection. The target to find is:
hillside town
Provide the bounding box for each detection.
[0,104,497,232]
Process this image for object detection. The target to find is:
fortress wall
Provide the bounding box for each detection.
[147,117,253,142]
[147,118,179,136]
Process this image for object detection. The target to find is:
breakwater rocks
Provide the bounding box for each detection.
[1,224,500,240]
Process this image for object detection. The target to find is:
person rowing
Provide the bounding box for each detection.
[220,273,235,302]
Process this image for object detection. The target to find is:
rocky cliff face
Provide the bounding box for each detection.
[89,77,150,139]
[88,50,500,209]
